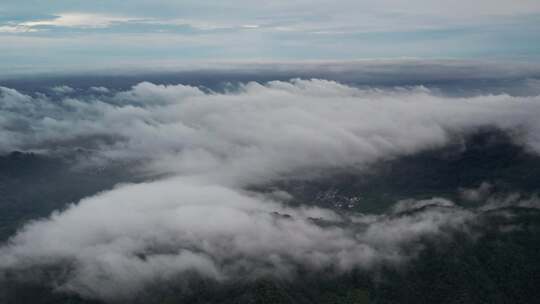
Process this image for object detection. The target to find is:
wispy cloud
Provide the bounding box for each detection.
[0,24,37,33]
[20,13,140,29]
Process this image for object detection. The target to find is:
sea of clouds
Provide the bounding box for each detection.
[1,78,540,300]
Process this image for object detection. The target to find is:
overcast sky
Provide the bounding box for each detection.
[1,0,539,73]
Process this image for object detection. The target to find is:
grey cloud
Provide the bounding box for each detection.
[481,193,540,211]
[459,182,494,202]
[392,197,455,214]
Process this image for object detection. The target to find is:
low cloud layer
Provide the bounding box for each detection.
[1,79,540,300]
[0,179,476,300]
[2,79,540,185]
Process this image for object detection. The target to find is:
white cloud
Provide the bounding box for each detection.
[21,13,140,29]
[0,178,474,300]
[1,79,540,300]
[12,13,256,33]
[0,25,37,33]
[1,79,540,185]
[51,85,75,94]
[89,86,110,93]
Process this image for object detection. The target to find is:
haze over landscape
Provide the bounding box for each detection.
[0,1,539,304]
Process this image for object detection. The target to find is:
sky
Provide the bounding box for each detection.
[1,0,539,74]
